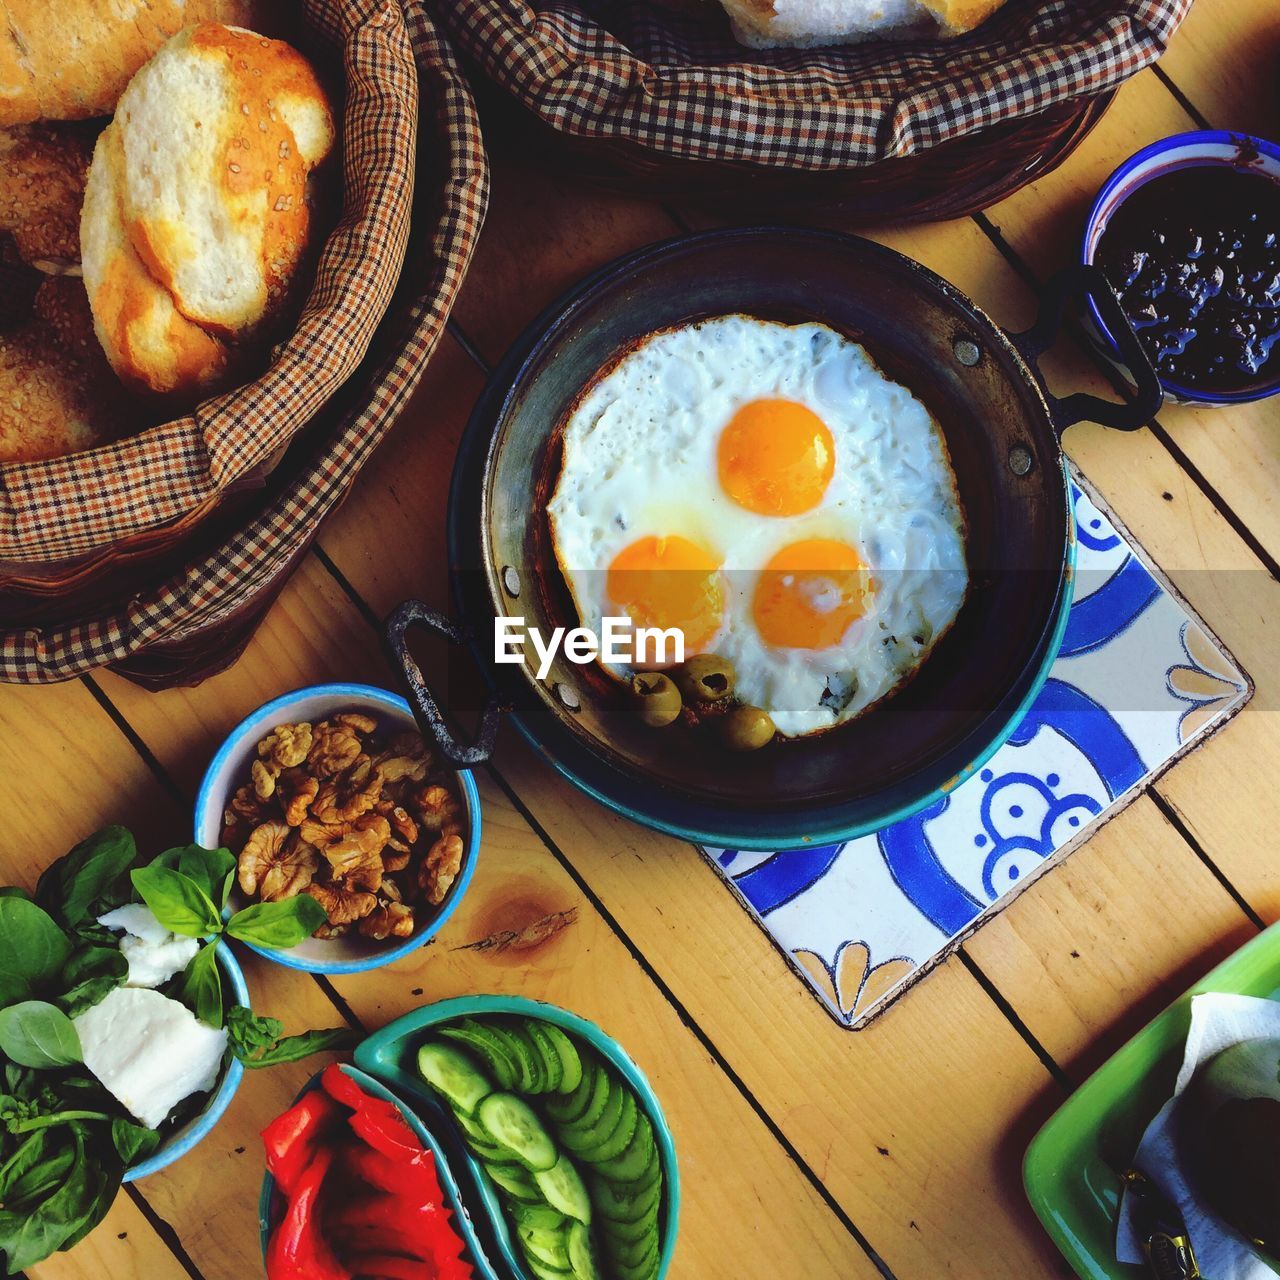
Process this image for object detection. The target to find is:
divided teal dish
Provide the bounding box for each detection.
[1024,921,1280,1278]
[355,995,681,1280]
[258,1062,504,1280]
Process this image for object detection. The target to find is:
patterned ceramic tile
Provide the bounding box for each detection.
[705,468,1252,1028]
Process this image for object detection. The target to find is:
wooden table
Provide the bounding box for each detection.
[5,1,1278,1275]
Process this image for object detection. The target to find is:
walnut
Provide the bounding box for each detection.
[238,823,318,901]
[388,806,418,846]
[421,833,464,906]
[308,883,377,926]
[278,771,319,826]
[251,759,279,801]
[413,784,462,833]
[323,815,390,893]
[307,723,363,778]
[359,901,415,940]
[383,846,411,872]
[333,712,378,735]
[258,722,313,770]
[372,751,428,786]
[299,815,347,849]
[388,731,430,761]
[312,765,383,825]
[226,783,269,826]
[381,877,404,903]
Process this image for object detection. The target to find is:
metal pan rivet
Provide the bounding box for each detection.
[555,683,580,711]
[502,565,520,597]
[1009,446,1033,476]
[954,338,982,367]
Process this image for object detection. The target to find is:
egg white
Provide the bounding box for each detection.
[547,315,969,737]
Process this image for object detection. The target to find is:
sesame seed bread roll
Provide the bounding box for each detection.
[81,24,334,398]
[715,0,1008,47]
[0,0,271,126]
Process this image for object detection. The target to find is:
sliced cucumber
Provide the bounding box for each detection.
[477,1093,558,1172]
[525,1020,563,1093]
[440,1019,520,1091]
[580,1089,637,1164]
[519,1224,571,1271]
[595,1114,655,1183]
[591,1172,662,1225]
[514,1203,567,1232]
[417,1041,492,1115]
[559,1069,612,1140]
[467,1132,519,1164]
[603,1206,660,1247]
[614,1239,660,1280]
[523,1259,572,1280]
[547,1060,599,1125]
[561,1078,625,1157]
[504,1023,546,1093]
[567,1220,604,1280]
[543,1024,584,1094]
[610,1223,660,1270]
[485,1160,542,1203]
[535,1154,592,1224]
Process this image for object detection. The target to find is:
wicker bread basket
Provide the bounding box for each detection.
[0,0,488,685]
[435,0,1190,219]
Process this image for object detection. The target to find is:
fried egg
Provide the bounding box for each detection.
[547,315,968,737]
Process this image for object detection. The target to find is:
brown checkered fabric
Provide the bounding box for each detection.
[0,0,488,681]
[0,0,420,563]
[436,0,1190,170]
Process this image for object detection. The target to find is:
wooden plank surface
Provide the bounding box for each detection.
[3,1,1277,1276]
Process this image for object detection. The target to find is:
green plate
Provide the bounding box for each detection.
[1024,921,1280,1278]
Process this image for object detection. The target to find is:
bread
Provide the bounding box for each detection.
[81,24,335,398]
[714,0,1009,47]
[0,0,271,126]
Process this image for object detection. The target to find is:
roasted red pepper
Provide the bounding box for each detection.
[265,1069,472,1280]
[265,1147,350,1280]
[262,1090,343,1196]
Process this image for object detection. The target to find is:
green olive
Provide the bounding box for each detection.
[674,654,736,704]
[629,673,682,727]
[721,704,776,752]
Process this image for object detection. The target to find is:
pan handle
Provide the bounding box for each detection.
[383,600,501,769]
[1007,263,1163,435]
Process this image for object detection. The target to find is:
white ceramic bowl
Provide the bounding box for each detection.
[194,683,481,975]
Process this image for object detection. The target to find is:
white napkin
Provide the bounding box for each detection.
[1116,992,1280,1278]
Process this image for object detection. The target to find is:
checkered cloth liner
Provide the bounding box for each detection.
[0,0,488,681]
[436,0,1189,170]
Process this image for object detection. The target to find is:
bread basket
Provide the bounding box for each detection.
[433,0,1191,221]
[0,0,488,685]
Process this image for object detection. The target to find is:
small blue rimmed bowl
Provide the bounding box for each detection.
[1082,129,1280,407]
[194,682,482,975]
[258,1062,504,1279]
[354,994,681,1280]
[124,942,248,1180]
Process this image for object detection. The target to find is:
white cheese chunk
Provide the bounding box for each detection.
[73,987,228,1129]
[97,903,200,988]
[97,903,170,945]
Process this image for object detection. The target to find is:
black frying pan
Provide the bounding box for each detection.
[385,228,1161,848]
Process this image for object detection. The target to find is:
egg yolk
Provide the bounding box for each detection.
[607,535,724,654]
[752,538,871,650]
[718,399,835,517]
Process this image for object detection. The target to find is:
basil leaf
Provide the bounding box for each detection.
[154,845,236,913]
[35,827,138,928]
[110,1118,161,1167]
[0,887,32,901]
[177,943,222,1028]
[229,1022,357,1069]
[0,899,73,1005]
[225,895,326,949]
[225,1005,283,1051]
[129,867,221,938]
[56,944,127,1019]
[0,1002,82,1070]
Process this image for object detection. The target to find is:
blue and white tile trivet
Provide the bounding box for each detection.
[704,468,1253,1028]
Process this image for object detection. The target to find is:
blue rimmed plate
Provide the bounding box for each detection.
[355,995,681,1280]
